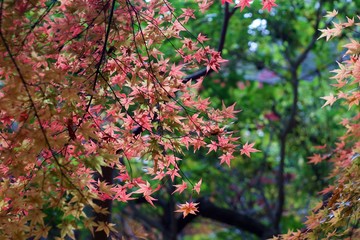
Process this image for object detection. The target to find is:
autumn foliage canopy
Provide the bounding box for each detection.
[1,0,359,239]
[0,0,270,238]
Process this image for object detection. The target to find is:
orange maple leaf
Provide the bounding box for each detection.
[308,154,323,164]
[175,201,199,218]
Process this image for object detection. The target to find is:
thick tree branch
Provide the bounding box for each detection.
[126,203,164,231]
[161,182,177,240]
[274,69,299,231]
[177,198,274,239]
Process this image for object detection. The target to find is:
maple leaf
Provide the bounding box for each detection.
[170,64,185,77]
[353,60,360,82]
[324,10,338,18]
[175,201,199,218]
[307,154,323,164]
[320,93,337,108]
[197,33,209,43]
[343,39,360,55]
[207,141,218,154]
[95,222,117,237]
[344,16,355,27]
[112,186,135,202]
[222,102,240,119]
[236,0,252,11]
[318,28,335,41]
[262,0,277,12]
[219,152,234,167]
[240,142,260,157]
[59,222,76,239]
[172,181,187,194]
[195,97,210,111]
[133,181,153,196]
[180,8,196,23]
[193,178,202,194]
[206,51,228,72]
[167,168,181,181]
[83,217,97,236]
[144,195,158,207]
[33,225,52,240]
[198,0,213,13]
[221,0,233,4]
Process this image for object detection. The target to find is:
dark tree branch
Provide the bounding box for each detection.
[274,67,299,231]
[92,1,117,239]
[183,3,232,83]
[93,167,114,240]
[77,0,116,132]
[293,0,324,68]
[177,198,274,239]
[126,203,164,231]
[161,183,177,240]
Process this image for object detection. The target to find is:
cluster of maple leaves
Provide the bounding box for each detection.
[276,11,360,239]
[222,0,277,12]
[0,0,273,238]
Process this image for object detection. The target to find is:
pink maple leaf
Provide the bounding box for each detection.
[262,0,277,12]
[236,0,252,11]
[167,168,181,181]
[219,152,234,167]
[145,195,157,207]
[222,102,240,119]
[172,181,187,194]
[197,33,209,43]
[193,178,202,194]
[133,181,153,196]
[207,141,218,154]
[240,142,260,157]
[112,186,135,202]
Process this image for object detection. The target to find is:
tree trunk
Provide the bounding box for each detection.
[93,166,114,240]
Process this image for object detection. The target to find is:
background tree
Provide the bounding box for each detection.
[110,1,359,239]
[276,11,360,240]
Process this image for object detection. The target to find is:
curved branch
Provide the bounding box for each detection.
[177,198,274,239]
